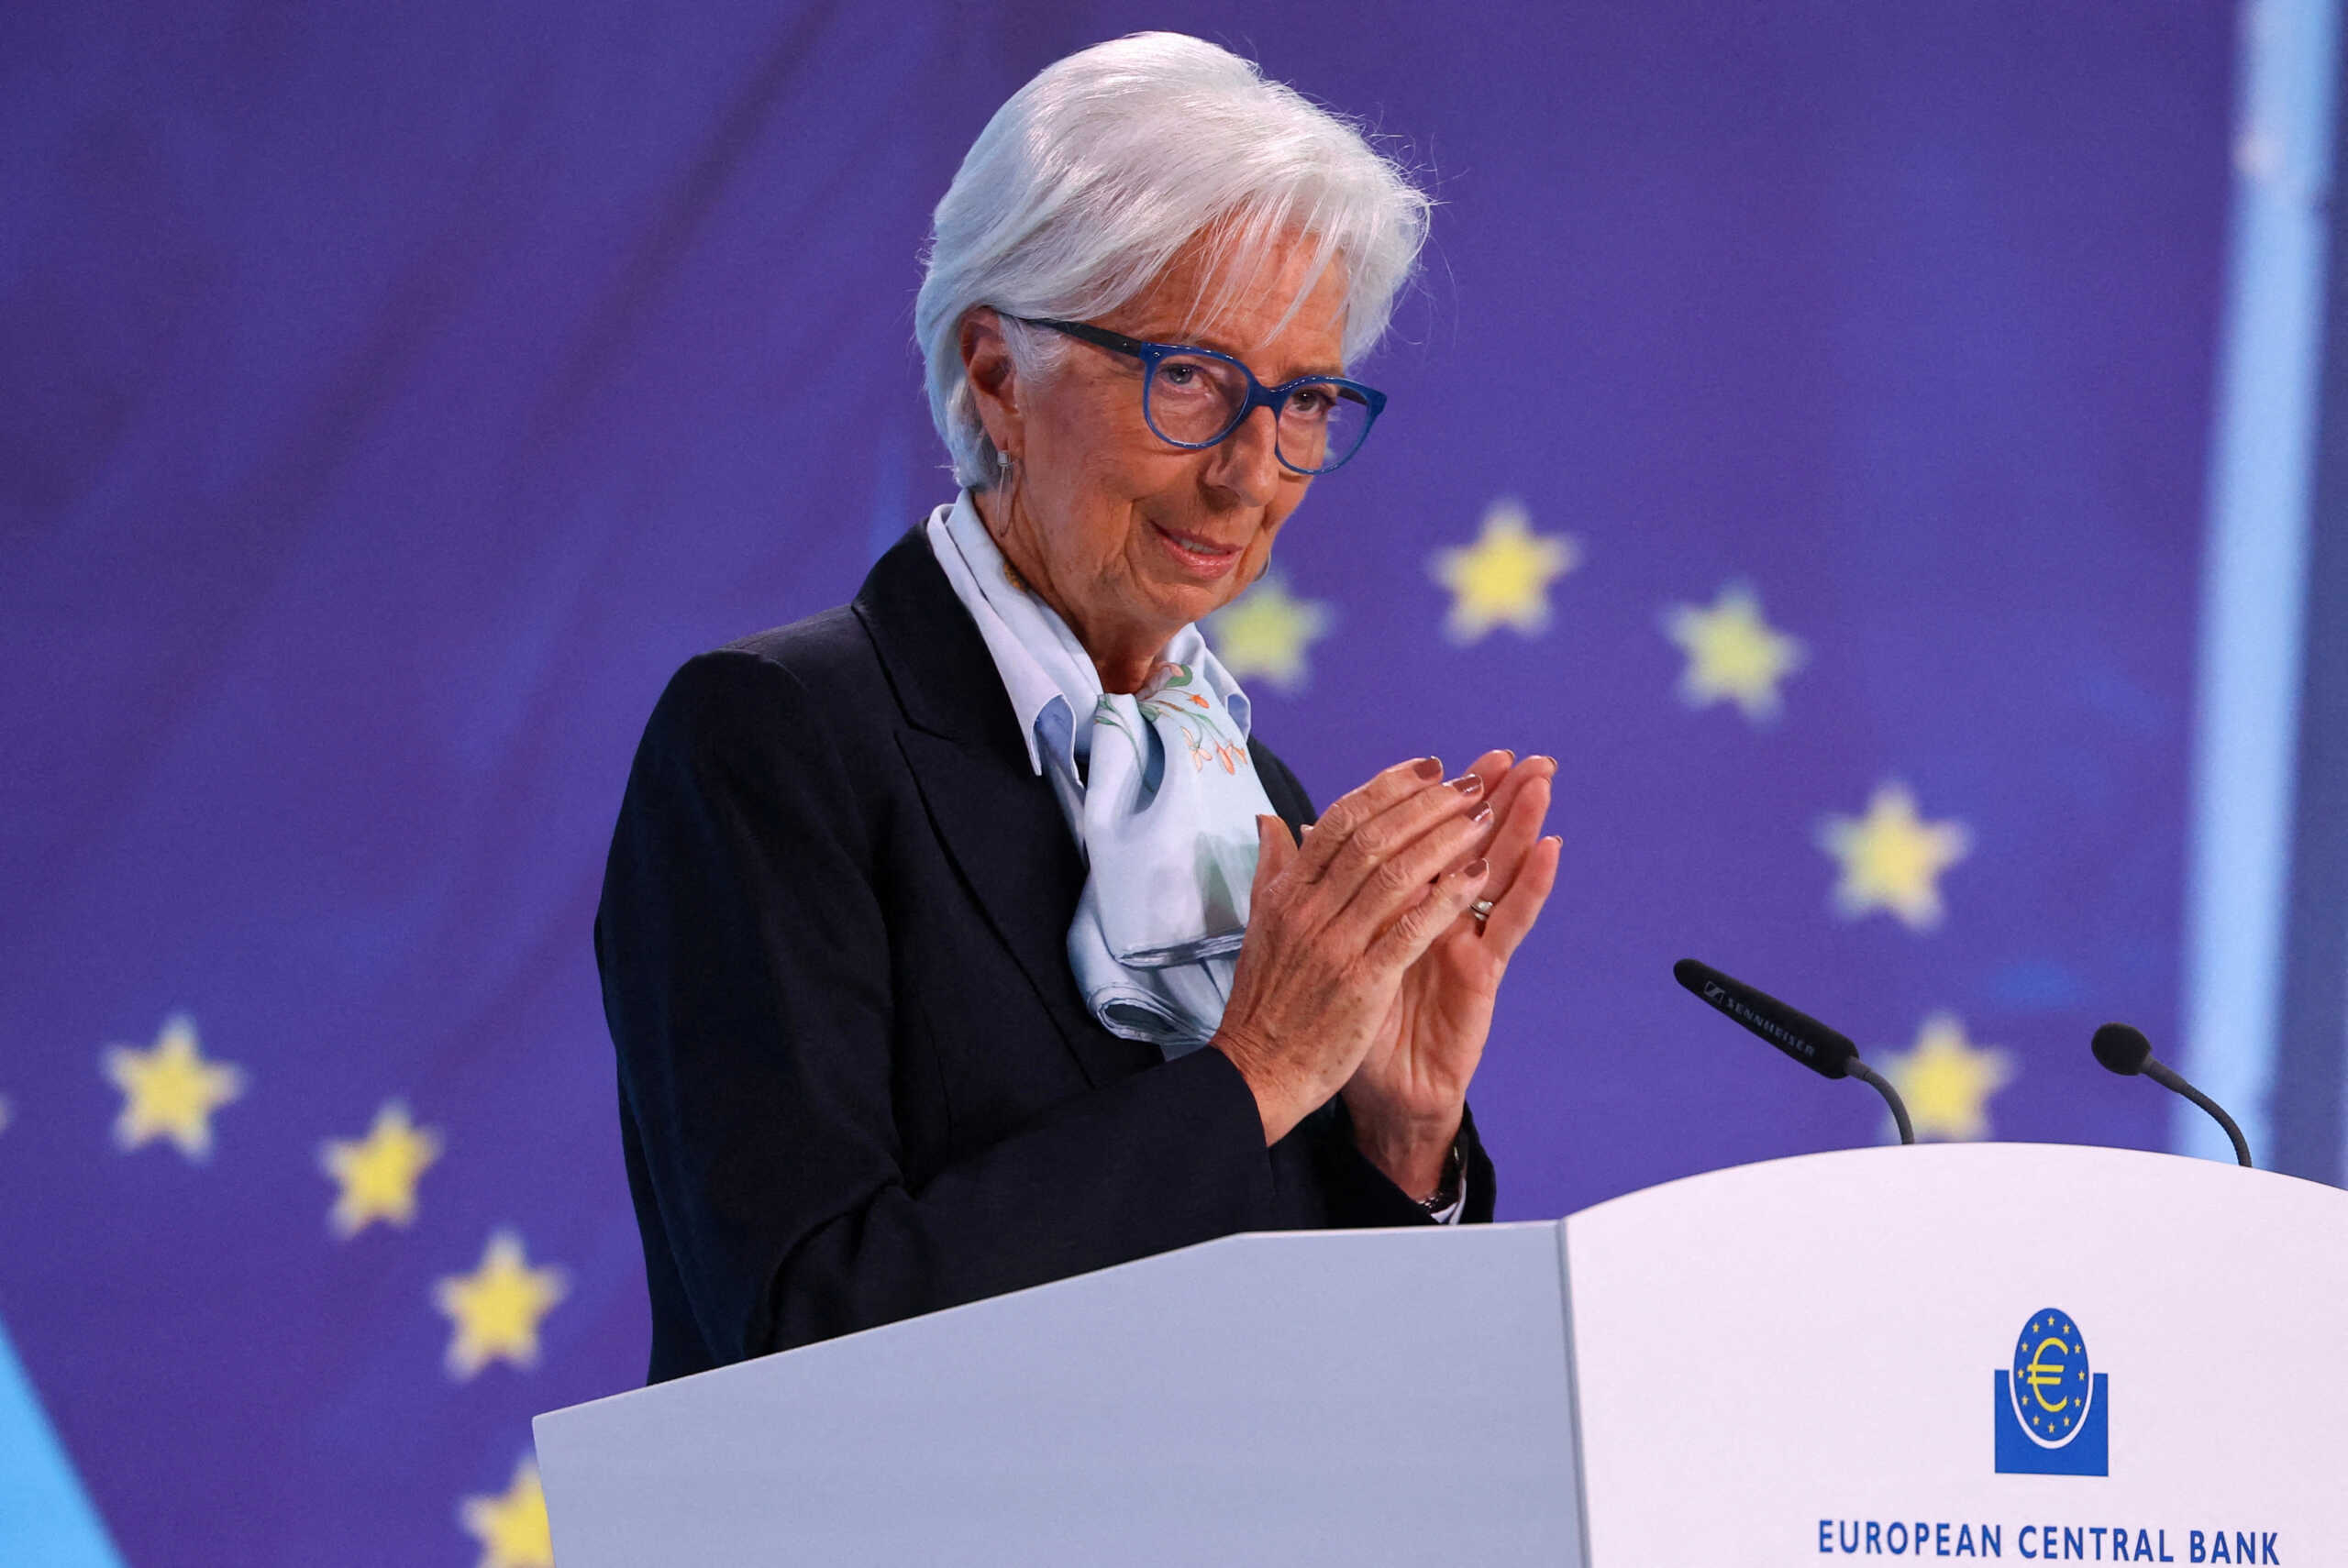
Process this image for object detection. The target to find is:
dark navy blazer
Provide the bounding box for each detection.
[597,526,1494,1384]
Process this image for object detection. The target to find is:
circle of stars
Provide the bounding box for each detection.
[51,470,2051,1563]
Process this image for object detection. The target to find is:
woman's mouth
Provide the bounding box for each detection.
[1150,521,1243,579]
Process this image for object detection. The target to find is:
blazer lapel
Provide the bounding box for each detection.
[853,526,1157,1090]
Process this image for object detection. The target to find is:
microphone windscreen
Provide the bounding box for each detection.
[2091,1022,2153,1076]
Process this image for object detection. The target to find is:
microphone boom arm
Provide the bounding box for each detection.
[1846,1060,1914,1146]
[2147,1062,2253,1167]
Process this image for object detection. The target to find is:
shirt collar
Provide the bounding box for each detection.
[925,490,1255,780]
[926,492,1078,779]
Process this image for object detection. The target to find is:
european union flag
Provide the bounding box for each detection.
[0,1,2257,1560]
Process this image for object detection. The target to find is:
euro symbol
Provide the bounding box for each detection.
[2023,1337,2071,1412]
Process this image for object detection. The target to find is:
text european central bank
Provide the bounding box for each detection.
[1812,1311,2280,1561]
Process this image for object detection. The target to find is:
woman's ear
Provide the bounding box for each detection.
[959,308,1024,462]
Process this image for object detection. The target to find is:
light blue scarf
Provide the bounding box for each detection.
[926,493,1275,1055]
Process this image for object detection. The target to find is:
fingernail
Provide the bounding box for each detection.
[1498,749,1516,764]
[1413,756,1444,780]
[1543,834,1562,847]
[1464,858,1489,878]
[1471,803,1493,825]
[1447,773,1483,796]
[1528,754,1557,770]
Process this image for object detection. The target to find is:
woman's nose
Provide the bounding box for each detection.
[1204,406,1283,505]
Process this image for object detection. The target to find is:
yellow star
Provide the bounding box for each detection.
[1815,782,1972,930]
[1877,1012,2015,1141]
[460,1458,554,1568]
[319,1100,444,1237]
[435,1231,568,1379]
[103,1015,244,1160]
[1204,574,1332,691]
[1661,583,1806,723]
[1430,498,1579,643]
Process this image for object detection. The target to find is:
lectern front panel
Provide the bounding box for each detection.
[537,1221,1585,1566]
[1564,1144,2348,1566]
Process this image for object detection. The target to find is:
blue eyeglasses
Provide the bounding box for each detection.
[1008,315,1387,475]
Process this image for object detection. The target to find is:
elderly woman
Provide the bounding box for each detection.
[598,33,1561,1383]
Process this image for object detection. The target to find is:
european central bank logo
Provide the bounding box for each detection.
[1993,1308,2108,1475]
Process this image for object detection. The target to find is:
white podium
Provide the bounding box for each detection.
[535,1145,2348,1565]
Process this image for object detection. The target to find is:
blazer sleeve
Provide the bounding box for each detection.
[597,651,1290,1364]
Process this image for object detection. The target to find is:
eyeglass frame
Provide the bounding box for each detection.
[1003,314,1389,476]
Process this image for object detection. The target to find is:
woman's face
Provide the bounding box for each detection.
[966,230,1348,687]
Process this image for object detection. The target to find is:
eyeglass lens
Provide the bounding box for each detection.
[1142,353,1373,473]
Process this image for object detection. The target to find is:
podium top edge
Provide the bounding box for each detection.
[1561,1139,2339,1232]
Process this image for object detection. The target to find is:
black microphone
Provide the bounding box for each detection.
[1672,958,1913,1144]
[2089,1022,2253,1167]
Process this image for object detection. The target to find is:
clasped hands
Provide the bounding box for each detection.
[1210,751,1562,1202]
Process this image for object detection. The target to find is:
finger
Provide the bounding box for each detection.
[1252,813,1299,900]
[1479,834,1561,957]
[1478,754,1552,835]
[1477,769,1554,895]
[1333,795,1492,933]
[1465,748,1514,798]
[1293,756,1445,882]
[1318,768,1489,911]
[1438,757,1554,882]
[1438,751,1516,866]
[1368,856,1491,970]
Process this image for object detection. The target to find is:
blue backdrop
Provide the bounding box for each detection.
[1,3,2257,1563]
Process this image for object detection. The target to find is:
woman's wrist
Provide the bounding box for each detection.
[1346,1100,1463,1201]
[1415,1140,1465,1213]
[1210,1025,1316,1146]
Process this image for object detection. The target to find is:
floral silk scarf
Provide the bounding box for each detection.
[926,494,1275,1055]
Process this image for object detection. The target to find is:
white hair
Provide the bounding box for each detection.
[914,32,1432,488]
